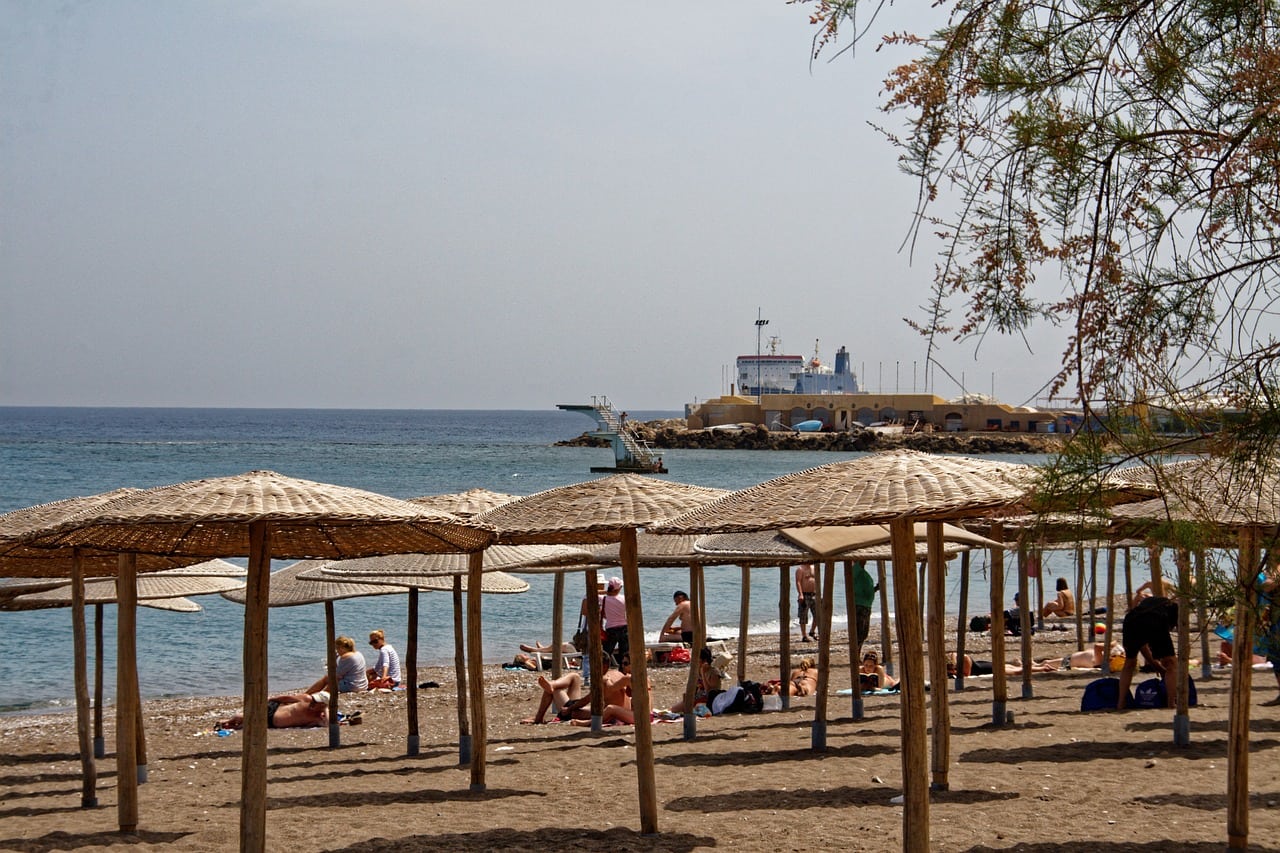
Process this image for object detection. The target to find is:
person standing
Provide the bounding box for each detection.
[601,576,629,663]
[366,629,402,689]
[1117,596,1178,709]
[852,561,877,646]
[795,563,818,641]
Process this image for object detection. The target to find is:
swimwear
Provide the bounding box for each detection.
[970,659,993,676]
[799,592,817,622]
[266,700,280,729]
[681,630,693,645]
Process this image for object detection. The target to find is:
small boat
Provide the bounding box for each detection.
[794,420,824,432]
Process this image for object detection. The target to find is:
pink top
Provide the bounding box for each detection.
[601,593,627,628]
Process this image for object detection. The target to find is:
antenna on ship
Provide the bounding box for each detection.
[754,308,769,398]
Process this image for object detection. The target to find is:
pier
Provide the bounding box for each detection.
[557,396,668,473]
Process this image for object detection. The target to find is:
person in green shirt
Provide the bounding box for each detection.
[853,561,877,646]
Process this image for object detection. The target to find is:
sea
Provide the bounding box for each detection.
[0,406,1091,715]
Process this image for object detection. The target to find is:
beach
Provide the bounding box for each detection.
[4,623,1279,852]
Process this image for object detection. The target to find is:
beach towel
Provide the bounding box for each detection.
[1081,677,1127,711]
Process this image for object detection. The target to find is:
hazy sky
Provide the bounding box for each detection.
[2,1,1068,411]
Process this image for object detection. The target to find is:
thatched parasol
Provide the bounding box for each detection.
[15,470,494,852]
[1108,455,1280,850]
[409,488,521,517]
[473,474,728,835]
[652,450,1034,853]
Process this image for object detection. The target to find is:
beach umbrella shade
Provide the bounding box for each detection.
[651,449,1035,853]
[1108,455,1280,850]
[300,546,565,759]
[17,470,494,853]
[473,473,728,835]
[1,489,246,813]
[409,488,521,518]
[693,527,983,727]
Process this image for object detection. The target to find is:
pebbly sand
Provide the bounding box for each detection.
[3,623,1279,852]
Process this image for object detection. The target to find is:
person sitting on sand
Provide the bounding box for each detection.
[570,654,647,727]
[859,649,897,690]
[521,670,591,724]
[307,636,367,695]
[1042,577,1076,618]
[670,647,724,713]
[659,590,697,644]
[217,691,329,730]
[365,629,402,689]
[762,657,820,697]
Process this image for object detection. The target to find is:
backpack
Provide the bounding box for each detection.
[730,680,764,713]
[1081,677,1126,712]
[1133,676,1197,709]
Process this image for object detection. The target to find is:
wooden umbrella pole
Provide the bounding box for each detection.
[844,561,864,721]
[926,521,950,791]
[551,572,565,679]
[890,518,929,852]
[737,565,749,684]
[584,568,604,731]
[466,550,487,792]
[681,562,701,740]
[1018,544,1034,700]
[954,550,970,693]
[325,601,339,748]
[1075,544,1086,650]
[94,603,105,759]
[1196,551,1212,681]
[1227,527,1259,850]
[134,677,147,783]
[619,528,659,835]
[1034,550,1045,632]
[1087,547,1098,648]
[1173,548,1192,746]
[1124,546,1133,606]
[878,560,893,677]
[1148,540,1165,596]
[116,553,139,833]
[1103,547,1118,675]
[989,523,1008,726]
[406,587,420,756]
[240,522,270,853]
[71,551,97,808]
[812,560,835,751]
[779,564,792,711]
[452,577,470,766]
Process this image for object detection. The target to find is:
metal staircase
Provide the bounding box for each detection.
[557,396,667,473]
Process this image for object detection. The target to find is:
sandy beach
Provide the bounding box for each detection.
[3,624,1279,852]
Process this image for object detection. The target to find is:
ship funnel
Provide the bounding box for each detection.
[834,346,850,376]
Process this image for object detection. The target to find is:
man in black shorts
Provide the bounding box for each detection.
[1117,596,1179,709]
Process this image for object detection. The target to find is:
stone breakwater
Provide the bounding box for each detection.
[556,419,1062,454]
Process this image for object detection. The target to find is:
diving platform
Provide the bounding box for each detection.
[558,397,668,474]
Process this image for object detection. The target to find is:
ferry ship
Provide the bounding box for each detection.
[737,338,859,396]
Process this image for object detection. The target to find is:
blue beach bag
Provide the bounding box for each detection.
[1081,677,1128,711]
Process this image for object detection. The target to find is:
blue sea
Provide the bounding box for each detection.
[0,407,1086,714]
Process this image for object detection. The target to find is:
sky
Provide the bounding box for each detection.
[1,1,1070,411]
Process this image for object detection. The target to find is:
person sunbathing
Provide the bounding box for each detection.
[217,692,329,731]
[521,672,590,724]
[859,649,897,690]
[763,658,820,696]
[1042,577,1076,618]
[947,652,1059,678]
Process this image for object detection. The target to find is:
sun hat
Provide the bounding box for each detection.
[311,691,330,704]
[607,577,623,592]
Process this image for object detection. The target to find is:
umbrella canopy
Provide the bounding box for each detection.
[309,544,592,577]
[649,450,1035,535]
[298,565,530,594]
[0,561,244,609]
[409,488,520,518]
[474,473,728,544]
[0,489,216,577]
[1109,455,1280,529]
[693,529,973,562]
[21,470,495,558]
[221,560,410,606]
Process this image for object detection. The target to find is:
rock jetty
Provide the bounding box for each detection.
[556,419,1062,454]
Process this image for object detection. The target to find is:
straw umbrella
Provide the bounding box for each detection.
[16,470,494,853]
[301,544,582,760]
[693,526,985,737]
[1108,455,1280,852]
[472,473,727,835]
[651,450,1035,853]
[0,491,242,814]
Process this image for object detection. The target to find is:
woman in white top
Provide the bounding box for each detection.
[600,576,629,663]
